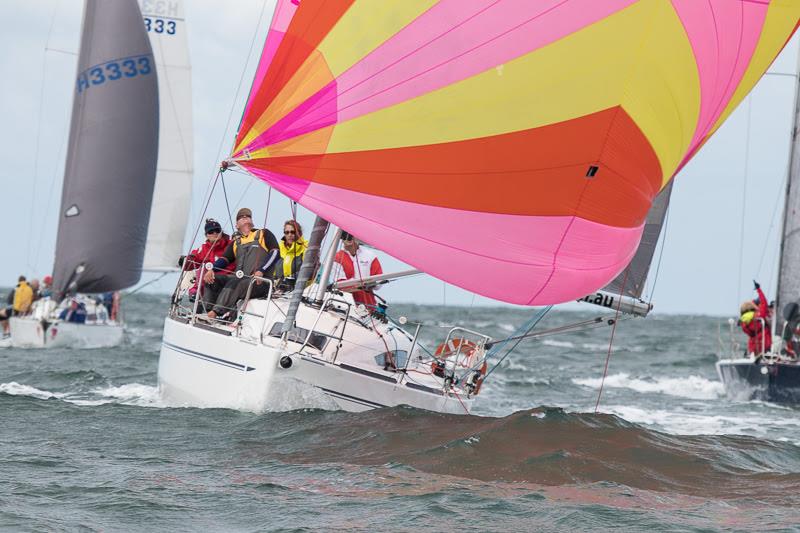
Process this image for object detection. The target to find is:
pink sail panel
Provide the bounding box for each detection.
[241,167,642,305]
[233,0,800,305]
[240,0,300,122]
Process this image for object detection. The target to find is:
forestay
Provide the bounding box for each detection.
[53,0,159,296]
[231,0,800,306]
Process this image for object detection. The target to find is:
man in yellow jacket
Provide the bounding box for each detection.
[13,276,33,316]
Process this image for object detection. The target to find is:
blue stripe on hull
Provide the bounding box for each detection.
[162,341,256,372]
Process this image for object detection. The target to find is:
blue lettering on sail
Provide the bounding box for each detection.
[144,17,178,35]
[76,54,154,93]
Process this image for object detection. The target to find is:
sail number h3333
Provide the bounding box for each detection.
[76,55,153,94]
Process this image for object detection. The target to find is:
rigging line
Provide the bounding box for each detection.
[756,170,788,280]
[231,176,254,214]
[27,1,61,272]
[44,47,76,56]
[173,170,224,301]
[221,0,268,154]
[757,96,796,286]
[188,0,268,227]
[462,292,477,325]
[125,271,170,296]
[33,124,70,273]
[482,306,552,382]
[594,269,629,413]
[263,186,272,228]
[232,0,271,138]
[186,171,222,263]
[220,172,235,231]
[736,96,753,307]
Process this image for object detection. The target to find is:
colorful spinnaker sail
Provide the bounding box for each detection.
[232,0,800,305]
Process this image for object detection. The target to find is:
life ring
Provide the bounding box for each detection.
[434,338,478,363]
[432,338,487,394]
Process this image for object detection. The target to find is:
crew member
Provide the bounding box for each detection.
[202,208,280,320]
[331,232,383,308]
[181,218,234,299]
[277,219,307,284]
[12,276,33,316]
[740,280,772,356]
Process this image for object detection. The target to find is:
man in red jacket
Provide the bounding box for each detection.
[332,232,383,308]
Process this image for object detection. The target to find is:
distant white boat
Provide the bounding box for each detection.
[10,0,192,349]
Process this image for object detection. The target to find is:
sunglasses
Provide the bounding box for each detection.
[206,229,221,235]
[284,230,296,235]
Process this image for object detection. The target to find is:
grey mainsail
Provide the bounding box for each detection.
[53,0,159,297]
[578,182,673,316]
[604,181,673,299]
[776,48,800,335]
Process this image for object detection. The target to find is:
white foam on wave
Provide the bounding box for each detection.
[0,382,64,400]
[600,404,800,438]
[541,339,575,348]
[0,380,167,408]
[85,383,165,407]
[573,373,725,400]
[499,323,516,332]
[263,377,339,412]
[581,342,610,351]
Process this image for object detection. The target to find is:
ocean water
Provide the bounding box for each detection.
[2,294,800,532]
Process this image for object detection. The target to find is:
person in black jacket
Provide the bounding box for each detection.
[201,208,280,320]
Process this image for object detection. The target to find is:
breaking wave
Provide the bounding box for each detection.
[0,380,164,408]
[573,373,724,400]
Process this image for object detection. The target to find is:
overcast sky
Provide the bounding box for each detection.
[1,0,798,316]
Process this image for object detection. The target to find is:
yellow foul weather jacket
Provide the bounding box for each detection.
[279,237,308,277]
[13,281,33,314]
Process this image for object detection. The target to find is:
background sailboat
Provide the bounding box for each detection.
[10,0,160,349]
[717,38,800,402]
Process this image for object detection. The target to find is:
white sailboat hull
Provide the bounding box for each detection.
[8,297,123,349]
[158,297,477,414]
[9,316,123,349]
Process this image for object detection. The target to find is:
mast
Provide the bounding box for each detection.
[281,216,329,335]
[313,227,342,304]
[775,43,800,336]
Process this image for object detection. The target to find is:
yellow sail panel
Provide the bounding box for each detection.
[269,1,698,184]
[317,0,438,76]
